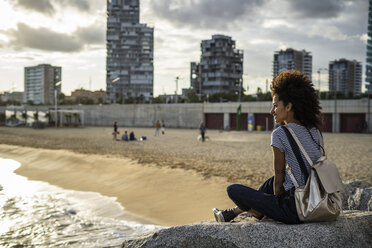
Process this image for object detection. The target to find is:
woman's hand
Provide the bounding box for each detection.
[261,216,274,222]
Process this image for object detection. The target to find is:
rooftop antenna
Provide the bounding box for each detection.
[89,76,92,90]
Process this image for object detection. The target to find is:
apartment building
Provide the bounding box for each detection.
[273,48,312,81]
[329,59,362,96]
[190,34,243,97]
[24,64,61,104]
[106,0,154,103]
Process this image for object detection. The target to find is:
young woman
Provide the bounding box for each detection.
[213,70,324,224]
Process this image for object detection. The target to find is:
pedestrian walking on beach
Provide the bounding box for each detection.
[155,120,161,136]
[112,121,119,140]
[199,122,206,142]
[213,70,331,224]
[161,120,166,135]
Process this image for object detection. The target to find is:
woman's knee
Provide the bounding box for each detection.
[227,184,242,199]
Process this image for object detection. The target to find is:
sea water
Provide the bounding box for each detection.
[0,158,162,247]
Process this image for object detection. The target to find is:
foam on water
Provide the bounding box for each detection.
[0,158,163,247]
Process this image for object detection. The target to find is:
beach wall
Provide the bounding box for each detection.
[1,99,371,131]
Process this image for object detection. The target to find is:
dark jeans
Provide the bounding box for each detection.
[227,177,300,224]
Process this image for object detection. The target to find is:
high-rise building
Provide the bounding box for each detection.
[366,0,372,94]
[329,59,362,96]
[106,0,154,103]
[24,64,61,104]
[190,34,243,97]
[273,48,312,81]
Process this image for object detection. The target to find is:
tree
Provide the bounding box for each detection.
[22,111,27,124]
[186,91,204,103]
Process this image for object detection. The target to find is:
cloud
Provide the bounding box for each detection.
[149,0,266,29]
[285,0,346,19]
[13,0,55,16]
[5,22,105,52]
[360,33,368,44]
[309,25,348,41]
[10,0,91,16]
[59,0,90,12]
[75,22,105,44]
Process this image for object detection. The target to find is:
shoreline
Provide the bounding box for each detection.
[0,144,234,226]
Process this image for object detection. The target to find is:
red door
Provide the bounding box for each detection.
[230,113,248,130]
[205,113,224,130]
[321,113,333,132]
[254,113,274,131]
[340,114,365,133]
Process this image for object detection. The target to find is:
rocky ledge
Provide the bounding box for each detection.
[122,181,372,248]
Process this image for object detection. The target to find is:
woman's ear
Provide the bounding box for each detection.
[286,102,293,112]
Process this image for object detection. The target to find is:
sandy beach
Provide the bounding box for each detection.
[0,126,371,226]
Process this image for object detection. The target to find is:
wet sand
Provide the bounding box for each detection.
[0,127,371,226]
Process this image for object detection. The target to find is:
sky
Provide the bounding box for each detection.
[0,0,368,96]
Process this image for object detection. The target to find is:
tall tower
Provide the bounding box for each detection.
[366,0,372,94]
[24,64,62,104]
[190,34,243,97]
[106,0,154,103]
[273,48,312,81]
[329,59,362,96]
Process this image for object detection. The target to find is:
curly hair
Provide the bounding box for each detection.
[270,70,323,129]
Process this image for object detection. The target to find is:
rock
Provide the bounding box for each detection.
[122,211,372,248]
[342,180,372,211]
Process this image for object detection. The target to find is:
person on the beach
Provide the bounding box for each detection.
[161,120,166,135]
[112,121,119,140]
[213,70,325,224]
[129,131,136,141]
[155,120,161,136]
[122,131,129,141]
[199,122,206,142]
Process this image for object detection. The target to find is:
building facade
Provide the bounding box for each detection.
[24,64,61,104]
[366,0,372,94]
[190,34,243,97]
[66,89,106,104]
[329,59,362,96]
[273,48,312,81]
[106,0,154,103]
[0,91,23,103]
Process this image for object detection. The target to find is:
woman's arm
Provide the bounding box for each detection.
[272,146,285,195]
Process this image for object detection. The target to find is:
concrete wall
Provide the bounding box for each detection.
[76,103,204,128]
[1,98,371,132]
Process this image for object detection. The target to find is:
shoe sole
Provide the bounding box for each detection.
[212,208,225,222]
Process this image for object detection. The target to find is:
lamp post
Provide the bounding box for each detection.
[175,76,180,103]
[112,77,120,104]
[55,81,61,128]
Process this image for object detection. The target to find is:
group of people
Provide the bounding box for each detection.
[112,121,137,141]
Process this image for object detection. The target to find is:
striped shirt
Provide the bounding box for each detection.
[271,123,324,191]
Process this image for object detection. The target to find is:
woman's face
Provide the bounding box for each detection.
[270,95,291,124]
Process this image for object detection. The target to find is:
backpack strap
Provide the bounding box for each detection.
[282,125,309,181]
[316,130,325,156]
[285,163,299,187]
[284,125,314,166]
